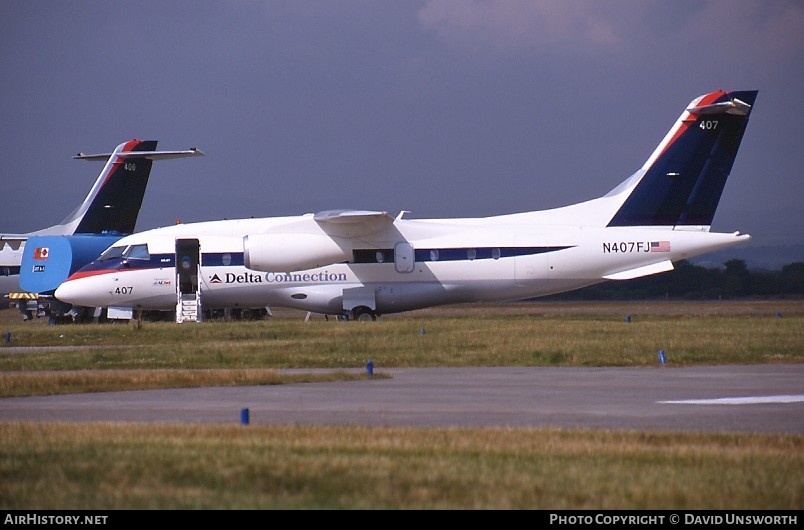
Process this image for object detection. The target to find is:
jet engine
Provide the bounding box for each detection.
[243,233,351,272]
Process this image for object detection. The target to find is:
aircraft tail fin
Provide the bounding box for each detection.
[605,90,757,229]
[56,139,204,235]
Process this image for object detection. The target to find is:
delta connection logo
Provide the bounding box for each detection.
[209,271,348,284]
[209,272,264,284]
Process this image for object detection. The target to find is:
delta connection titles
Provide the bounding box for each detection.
[549,513,797,525]
[4,514,108,525]
[209,270,347,284]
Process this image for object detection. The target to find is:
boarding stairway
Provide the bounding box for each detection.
[175,239,203,323]
[176,292,201,323]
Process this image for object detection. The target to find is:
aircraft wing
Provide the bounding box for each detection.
[0,235,27,251]
[313,209,394,224]
[244,210,395,272]
[313,209,395,238]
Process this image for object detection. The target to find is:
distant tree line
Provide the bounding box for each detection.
[543,260,804,300]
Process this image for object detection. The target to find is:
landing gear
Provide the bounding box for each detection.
[350,306,377,322]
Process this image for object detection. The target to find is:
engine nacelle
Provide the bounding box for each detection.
[243,233,351,272]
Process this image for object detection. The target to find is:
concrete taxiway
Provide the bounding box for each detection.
[1,364,801,434]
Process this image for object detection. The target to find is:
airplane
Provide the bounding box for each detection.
[1,139,204,320]
[55,89,758,323]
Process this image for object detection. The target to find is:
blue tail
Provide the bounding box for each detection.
[55,139,203,235]
[607,90,757,228]
[72,139,158,234]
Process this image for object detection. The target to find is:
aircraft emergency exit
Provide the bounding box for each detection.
[55,90,758,322]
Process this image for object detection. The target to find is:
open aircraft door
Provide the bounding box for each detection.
[175,238,201,322]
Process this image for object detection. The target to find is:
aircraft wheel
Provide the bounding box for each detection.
[353,307,376,322]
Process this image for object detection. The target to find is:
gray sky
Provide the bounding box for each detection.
[2,1,803,253]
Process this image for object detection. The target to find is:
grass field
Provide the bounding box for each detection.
[1,300,801,395]
[1,300,802,509]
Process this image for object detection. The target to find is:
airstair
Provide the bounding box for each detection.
[175,238,202,323]
[176,292,201,323]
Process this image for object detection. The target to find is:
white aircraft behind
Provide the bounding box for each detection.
[1,139,203,316]
[55,90,757,322]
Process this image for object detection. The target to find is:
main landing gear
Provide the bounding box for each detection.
[348,306,377,322]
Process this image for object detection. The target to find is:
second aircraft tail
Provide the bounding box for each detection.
[46,139,204,236]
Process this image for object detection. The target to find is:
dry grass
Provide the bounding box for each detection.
[1,300,801,396]
[1,301,801,509]
[0,368,383,397]
[1,422,800,509]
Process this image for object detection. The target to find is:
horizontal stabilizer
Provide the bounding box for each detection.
[73,148,204,161]
[603,260,674,280]
[687,98,751,116]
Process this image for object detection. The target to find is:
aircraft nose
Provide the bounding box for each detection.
[54,279,88,306]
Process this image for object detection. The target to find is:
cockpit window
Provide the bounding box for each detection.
[125,244,150,260]
[98,245,126,261]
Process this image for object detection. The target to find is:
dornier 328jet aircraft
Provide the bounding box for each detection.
[55,90,757,322]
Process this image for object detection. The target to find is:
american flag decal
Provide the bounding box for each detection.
[33,247,49,260]
[650,241,670,252]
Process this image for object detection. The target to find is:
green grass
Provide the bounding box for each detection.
[0,302,801,397]
[1,423,799,510]
[0,369,385,397]
[1,300,802,509]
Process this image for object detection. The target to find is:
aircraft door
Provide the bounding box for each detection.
[394,242,415,273]
[176,238,200,295]
[514,235,550,284]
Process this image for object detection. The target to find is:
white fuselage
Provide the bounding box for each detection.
[52,90,759,318]
[53,214,749,316]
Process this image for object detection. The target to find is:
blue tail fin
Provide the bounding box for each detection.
[57,139,203,235]
[607,90,757,228]
[73,139,157,234]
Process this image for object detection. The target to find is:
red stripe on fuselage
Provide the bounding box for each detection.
[64,268,120,281]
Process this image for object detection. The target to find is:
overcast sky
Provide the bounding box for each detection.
[2,1,802,253]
